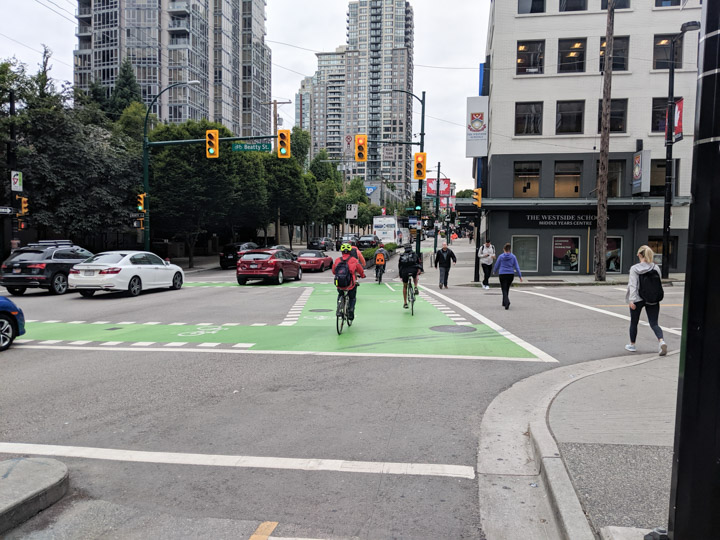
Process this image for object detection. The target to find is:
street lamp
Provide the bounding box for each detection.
[379,88,426,255]
[142,80,201,251]
[662,21,700,278]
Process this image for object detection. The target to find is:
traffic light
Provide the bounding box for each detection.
[16,196,28,215]
[354,134,367,162]
[206,129,219,159]
[18,219,26,230]
[137,193,146,212]
[413,152,427,180]
[277,129,291,158]
[472,187,482,208]
[133,219,144,229]
[414,190,422,211]
[450,211,457,222]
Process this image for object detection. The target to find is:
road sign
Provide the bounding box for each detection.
[232,142,272,152]
[131,212,146,218]
[11,171,22,192]
[0,207,14,215]
[345,203,358,220]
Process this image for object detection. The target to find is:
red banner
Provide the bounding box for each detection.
[425,178,451,197]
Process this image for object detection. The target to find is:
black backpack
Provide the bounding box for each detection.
[400,251,416,266]
[334,258,353,288]
[638,267,664,304]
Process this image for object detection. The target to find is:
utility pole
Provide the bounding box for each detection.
[262,99,291,244]
[6,90,18,254]
[595,0,615,281]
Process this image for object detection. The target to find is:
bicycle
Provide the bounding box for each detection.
[336,289,353,334]
[407,281,416,316]
[375,264,385,284]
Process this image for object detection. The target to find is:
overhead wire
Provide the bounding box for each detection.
[0,31,74,69]
[32,0,76,24]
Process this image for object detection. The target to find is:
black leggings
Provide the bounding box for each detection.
[499,274,514,307]
[629,301,663,342]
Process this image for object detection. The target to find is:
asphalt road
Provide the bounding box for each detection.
[0,243,685,539]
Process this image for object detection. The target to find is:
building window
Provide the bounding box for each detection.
[654,34,683,70]
[518,0,545,13]
[553,237,580,273]
[515,102,543,135]
[603,237,623,273]
[595,160,624,197]
[558,39,586,73]
[556,100,584,134]
[600,36,629,72]
[514,162,541,197]
[512,236,539,272]
[517,40,545,74]
[656,0,680,6]
[559,0,587,11]
[555,161,582,197]
[650,159,680,196]
[597,99,628,133]
[602,0,630,7]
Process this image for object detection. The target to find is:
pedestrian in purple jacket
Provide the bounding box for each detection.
[493,243,523,309]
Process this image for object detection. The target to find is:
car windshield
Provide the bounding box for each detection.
[5,250,46,262]
[360,236,374,240]
[298,252,319,258]
[84,253,126,264]
[242,253,271,261]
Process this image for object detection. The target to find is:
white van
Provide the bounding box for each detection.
[373,216,400,245]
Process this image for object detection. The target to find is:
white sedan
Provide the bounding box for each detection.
[69,251,184,298]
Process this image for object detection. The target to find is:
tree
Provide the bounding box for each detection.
[228,151,269,241]
[87,78,109,112]
[116,101,151,143]
[291,126,311,170]
[264,155,306,250]
[315,179,337,230]
[108,57,142,119]
[456,189,474,198]
[309,150,343,190]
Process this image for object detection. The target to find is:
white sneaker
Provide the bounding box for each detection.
[483,285,489,290]
[625,344,636,352]
[659,341,667,356]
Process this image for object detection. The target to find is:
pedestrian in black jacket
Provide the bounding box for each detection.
[434,242,457,289]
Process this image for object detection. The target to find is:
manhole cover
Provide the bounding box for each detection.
[310,309,332,313]
[430,325,476,334]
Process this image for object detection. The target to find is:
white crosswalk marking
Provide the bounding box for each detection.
[164,342,187,347]
[131,342,155,347]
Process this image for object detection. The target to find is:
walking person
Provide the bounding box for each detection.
[478,239,496,290]
[493,243,522,309]
[625,245,667,355]
[434,242,457,289]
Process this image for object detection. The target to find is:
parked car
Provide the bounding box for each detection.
[237,249,302,285]
[426,229,436,238]
[307,237,334,251]
[0,240,93,296]
[0,296,25,351]
[296,250,332,272]
[335,234,359,251]
[357,235,381,249]
[69,251,184,297]
[219,242,258,269]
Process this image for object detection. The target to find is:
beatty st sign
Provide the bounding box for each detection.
[232,142,272,152]
[509,211,628,228]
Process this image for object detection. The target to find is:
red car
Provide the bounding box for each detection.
[296,250,332,272]
[236,249,302,285]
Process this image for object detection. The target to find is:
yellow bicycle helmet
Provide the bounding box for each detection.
[340,243,353,253]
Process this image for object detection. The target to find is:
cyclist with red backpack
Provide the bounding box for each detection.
[333,243,366,321]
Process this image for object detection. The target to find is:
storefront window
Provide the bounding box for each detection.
[553,236,580,272]
[554,161,582,197]
[595,236,623,273]
[514,162,541,197]
[650,159,679,196]
[512,236,539,272]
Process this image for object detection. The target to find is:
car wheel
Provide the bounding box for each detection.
[127,276,142,297]
[0,313,17,351]
[276,270,284,285]
[6,287,26,296]
[49,273,69,295]
[79,290,95,298]
[295,267,302,281]
[237,277,247,285]
[171,272,183,290]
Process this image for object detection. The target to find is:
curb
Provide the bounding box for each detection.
[477,352,676,539]
[0,457,69,534]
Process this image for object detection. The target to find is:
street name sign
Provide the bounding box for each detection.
[0,207,15,215]
[130,212,146,218]
[232,142,272,152]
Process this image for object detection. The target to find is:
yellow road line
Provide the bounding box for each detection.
[250,521,278,540]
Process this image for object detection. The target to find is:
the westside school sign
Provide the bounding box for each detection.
[509,211,628,228]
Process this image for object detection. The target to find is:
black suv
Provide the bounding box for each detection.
[1,240,93,295]
[219,242,258,269]
[308,237,334,251]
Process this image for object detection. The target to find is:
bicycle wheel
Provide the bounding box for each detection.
[336,294,345,335]
[378,267,383,284]
[409,286,415,316]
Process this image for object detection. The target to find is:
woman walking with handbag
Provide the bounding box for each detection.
[493,243,522,309]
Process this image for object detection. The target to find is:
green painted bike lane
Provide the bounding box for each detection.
[22,283,538,360]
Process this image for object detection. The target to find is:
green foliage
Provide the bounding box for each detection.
[456,189,474,198]
[385,243,397,252]
[87,78,109,111]
[108,58,142,118]
[115,101,149,142]
[290,127,310,169]
[309,150,342,190]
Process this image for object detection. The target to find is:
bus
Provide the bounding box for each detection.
[373,216,401,245]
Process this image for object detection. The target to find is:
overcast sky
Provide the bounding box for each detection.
[1,0,490,190]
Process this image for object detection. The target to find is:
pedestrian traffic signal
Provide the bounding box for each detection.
[18,218,26,230]
[413,152,427,180]
[472,187,482,208]
[137,193,146,212]
[355,134,367,162]
[16,196,28,215]
[205,129,219,159]
[277,129,291,158]
[133,219,144,229]
[414,190,422,211]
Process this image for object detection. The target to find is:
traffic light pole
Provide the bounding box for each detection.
[417,91,425,257]
[433,162,441,257]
